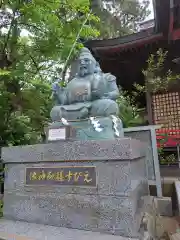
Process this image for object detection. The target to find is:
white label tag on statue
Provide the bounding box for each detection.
[48,128,66,141]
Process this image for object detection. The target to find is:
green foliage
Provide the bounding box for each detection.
[0,0,99,146]
[0,69,10,76]
[141,48,180,93]
[91,0,150,38]
[117,91,145,128]
[0,71,53,145]
[157,133,177,165]
[132,48,180,130]
[159,152,177,165]
[157,133,169,152]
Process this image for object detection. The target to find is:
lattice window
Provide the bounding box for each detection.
[152,92,180,135]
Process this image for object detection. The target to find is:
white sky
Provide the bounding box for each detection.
[144,0,154,20]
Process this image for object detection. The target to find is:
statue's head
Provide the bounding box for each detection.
[78,48,96,77]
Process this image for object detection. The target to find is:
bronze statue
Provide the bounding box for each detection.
[49,47,124,140]
[51,48,119,121]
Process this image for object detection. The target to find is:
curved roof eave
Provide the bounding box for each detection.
[85,0,170,54]
[85,32,164,54]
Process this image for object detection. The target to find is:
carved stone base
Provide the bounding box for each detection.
[47,116,124,141]
[2,138,148,238]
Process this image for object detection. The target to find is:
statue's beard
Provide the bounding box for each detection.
[79,67,89,76]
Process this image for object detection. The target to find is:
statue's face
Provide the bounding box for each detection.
[78,58,96,77]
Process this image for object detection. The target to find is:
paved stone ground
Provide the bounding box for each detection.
[0,219,137,240]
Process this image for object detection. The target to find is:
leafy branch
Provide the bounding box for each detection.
[141,48,180,93]
[117,90,145,127]
[0,0,99,147]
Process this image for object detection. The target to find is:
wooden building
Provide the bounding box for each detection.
[86,0,180,148]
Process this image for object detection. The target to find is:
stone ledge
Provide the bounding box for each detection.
[2,138,145,163]
[0,219,138,240]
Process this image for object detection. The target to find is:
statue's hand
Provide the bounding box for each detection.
[101,93,109,99]
[52,82,58,91]
[52,81,66,94]
[92,90,99,98]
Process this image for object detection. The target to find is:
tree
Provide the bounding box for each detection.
[135,48,180,93]
[117,91,145,128]
[0,0,99,146]
[90,0,150,38]
[118,49,180,128]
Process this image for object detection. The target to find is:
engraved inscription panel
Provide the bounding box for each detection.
[25,166,96,187]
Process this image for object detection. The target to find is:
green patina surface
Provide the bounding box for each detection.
[49,116,123,140]
[50,48,124,140]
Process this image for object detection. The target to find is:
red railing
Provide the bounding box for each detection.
[156,129,180,148]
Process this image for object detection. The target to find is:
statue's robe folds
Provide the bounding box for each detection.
[50,74,119,121]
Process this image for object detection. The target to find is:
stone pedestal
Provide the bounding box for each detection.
[2,138,148,238]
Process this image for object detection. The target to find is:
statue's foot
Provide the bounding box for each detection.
[79,107,89,119]
[90,99,119,117]
[50,105,89,121]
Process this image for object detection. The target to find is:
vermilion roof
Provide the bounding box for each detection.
[85,30,164,54]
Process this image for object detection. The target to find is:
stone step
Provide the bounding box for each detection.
[0,219,139,240]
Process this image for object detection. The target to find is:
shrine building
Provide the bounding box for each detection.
[85,0,180,149]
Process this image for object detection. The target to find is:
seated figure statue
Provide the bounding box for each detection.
[50,47,120,121]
